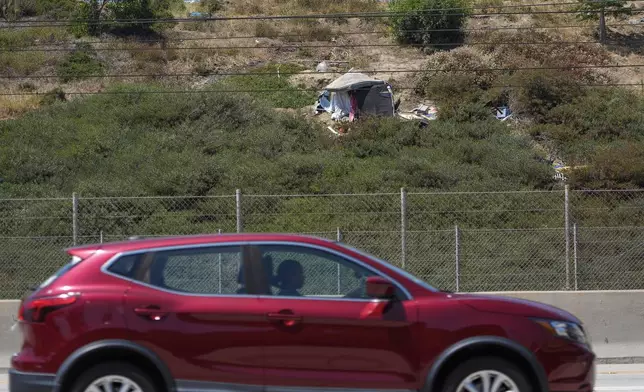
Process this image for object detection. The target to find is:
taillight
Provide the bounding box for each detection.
[17,304,24,321]
[22,293,79,323]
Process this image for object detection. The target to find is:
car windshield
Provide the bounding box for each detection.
[337,243,439,293]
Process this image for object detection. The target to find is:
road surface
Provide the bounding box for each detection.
[0,364,643,391]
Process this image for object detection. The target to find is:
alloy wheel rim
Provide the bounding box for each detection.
[84,375,143,392]
[456,370,519,392]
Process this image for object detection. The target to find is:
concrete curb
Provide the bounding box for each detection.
[598,357,644,365]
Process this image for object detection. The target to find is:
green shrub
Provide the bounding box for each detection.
[40,88,67,106]
[68,0,184,36]
[507,70,584,123]
[389,0,470,50]
[526,88,644,188]
[569,142,644,189]
[200,0,225,13]
[11,0,76,18]
[109,0,182,33]
[574,0,632,21]
[56,44,104,82]
[545,88,644,141]
[486,30,613,85]
[415,47,503,120]
[416,48,500,99]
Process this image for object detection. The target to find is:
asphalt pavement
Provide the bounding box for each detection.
[596,364,644,391]
[0,364,643,392]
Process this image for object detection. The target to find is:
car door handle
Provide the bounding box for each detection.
[267,313,301,320]
[134,306,168,321]
[267,312,302,326]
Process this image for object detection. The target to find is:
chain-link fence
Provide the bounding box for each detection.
[0,188,642,298]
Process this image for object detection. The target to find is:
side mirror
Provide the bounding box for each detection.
[366,276,396,299]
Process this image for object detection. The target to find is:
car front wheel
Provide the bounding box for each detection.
[442,357,532,392]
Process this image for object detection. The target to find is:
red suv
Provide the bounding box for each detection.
[10,234,595,392]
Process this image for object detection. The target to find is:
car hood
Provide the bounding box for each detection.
[451,293,581,324]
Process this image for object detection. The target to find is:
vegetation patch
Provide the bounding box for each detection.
[215,63,316,108]
[56,44,105,82]
[389,0,470,50]
[0,83,553,199]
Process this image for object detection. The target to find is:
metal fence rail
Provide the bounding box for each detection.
[0,187,642,298]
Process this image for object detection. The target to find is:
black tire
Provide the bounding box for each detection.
[442,357,532,392]
[71,362,157,392]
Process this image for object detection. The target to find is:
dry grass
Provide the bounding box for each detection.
[226,0,383,15]
[0,89,41,120]
[129,47,180,64]
[255,22,281,39]
[0,27,69,48]
[474,0,505,14]
[0,52,50,76]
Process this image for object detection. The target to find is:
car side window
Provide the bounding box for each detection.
[257,245,380,299]
[140,246,245,295]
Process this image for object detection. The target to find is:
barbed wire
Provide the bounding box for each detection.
[0,1,609,23]
[3,23,623,49]
[0,6,636,29]
[7,189,641,201]
[1,63,641,80]
[1,82,642,96]
[11,0,609,24]
[2,38,637,53]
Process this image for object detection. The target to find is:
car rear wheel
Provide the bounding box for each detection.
[72,362,156,392]
[442,357,532,392]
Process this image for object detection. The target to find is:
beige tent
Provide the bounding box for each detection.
[315,70,395,120]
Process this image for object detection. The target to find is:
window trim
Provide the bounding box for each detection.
[100,240,413,301]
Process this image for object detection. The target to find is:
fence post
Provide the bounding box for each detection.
[218,229,223,293]
[336,228,342,295]
[564,184,571,290]
[72,192,78,246]
[455,225,460,293]
[573,223,578,291]
[100,230,103,244]
[236,189,243,233]
[400,188,407,269]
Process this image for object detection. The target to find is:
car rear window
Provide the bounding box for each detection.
[38,255,84,289]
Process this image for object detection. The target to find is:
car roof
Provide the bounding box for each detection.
[66,233,337,255]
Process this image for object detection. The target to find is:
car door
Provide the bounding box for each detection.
[115,243,266,389]
[250,243,420,392]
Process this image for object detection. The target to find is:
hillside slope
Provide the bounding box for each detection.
[0,0,642,190]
